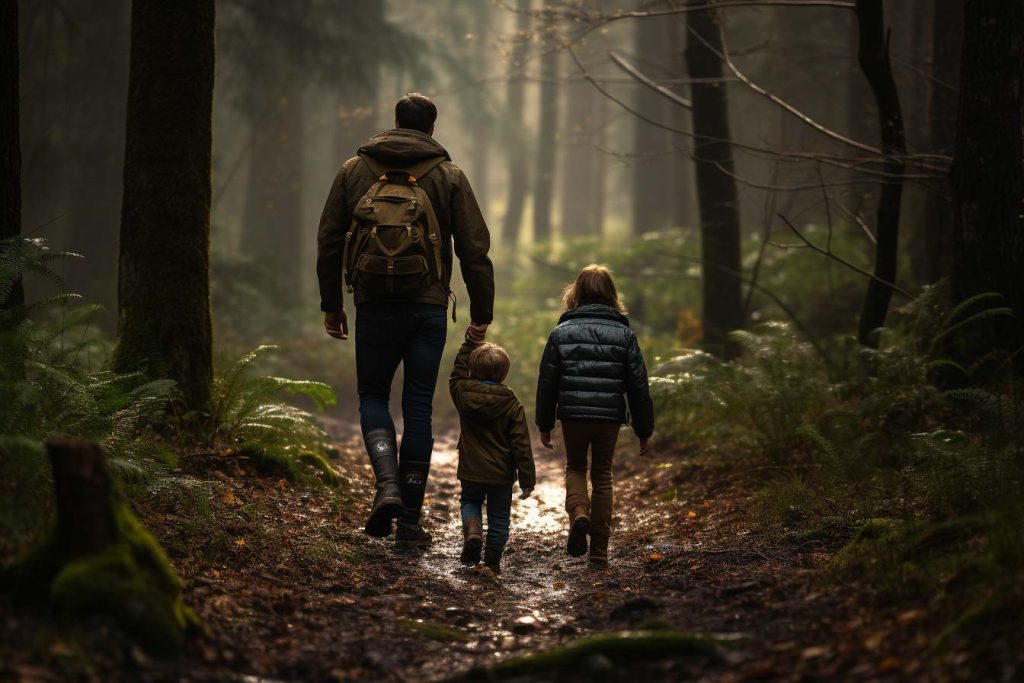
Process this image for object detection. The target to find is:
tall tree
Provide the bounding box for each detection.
[685,5,743,358]
[855,0,906,347]
[502,0,532,247]
[669,18,697,232]
[633,14,677,234]
[950,0,1024,370]
[532,0,560,243]
[560,42,603,238]
[1,0,24,310]
[243,86,304,296]
[114,0,215,409]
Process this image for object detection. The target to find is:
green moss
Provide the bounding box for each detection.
[298,449,341,486]
[49,495,203,657]
[446,630,718,680]
[398,618,471,642]
[242,444,300,481]
[2,464,203,657]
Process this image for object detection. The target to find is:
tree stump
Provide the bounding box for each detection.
[2,437,202,656]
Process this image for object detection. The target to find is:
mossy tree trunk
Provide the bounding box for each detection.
[3,438,201,656]
[114,0,215,409]
[950,0,1024,374]
[1,0,24,311]
[685,6,743,359]
[501,0,532,247]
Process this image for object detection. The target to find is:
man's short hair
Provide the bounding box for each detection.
[469,343,511,383]
[395,93,437,133]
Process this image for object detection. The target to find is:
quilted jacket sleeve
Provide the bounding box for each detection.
[625,332,655,439]
[535,331,561,433]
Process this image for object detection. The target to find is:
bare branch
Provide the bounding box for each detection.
[608,50,691,109]
[778,214,912,298]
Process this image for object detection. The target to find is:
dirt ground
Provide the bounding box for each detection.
[0,425,1009,682]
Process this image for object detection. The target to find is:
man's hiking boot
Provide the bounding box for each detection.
[460,518,483,565]
[567,506,591,558]
[398,456,431,528]
[395,520,433,551]
[363,428,402,537]
[483,546,502,573]
[589,535,609,565]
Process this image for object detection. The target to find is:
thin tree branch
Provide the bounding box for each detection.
[608,50,691,109]
[778,214,912,298]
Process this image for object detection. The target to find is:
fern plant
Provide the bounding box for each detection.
[203,344,338,464]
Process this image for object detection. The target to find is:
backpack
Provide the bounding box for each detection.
[342,154,446,299]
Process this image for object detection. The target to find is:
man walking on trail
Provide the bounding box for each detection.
[316,93,494,549]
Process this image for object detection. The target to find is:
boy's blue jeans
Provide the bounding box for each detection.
[356,302,447,521]
[460,481,513,552]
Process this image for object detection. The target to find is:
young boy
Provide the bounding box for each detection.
[450,337,536,573]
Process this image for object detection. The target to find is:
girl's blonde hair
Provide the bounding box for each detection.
[561,264,627,314]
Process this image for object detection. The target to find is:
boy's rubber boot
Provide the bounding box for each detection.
[395,457,433,550]
[460,518,483,565]
[589,534,609,565]
[483,546,502,574]
[567,505,591,558]
[363,428,402,537]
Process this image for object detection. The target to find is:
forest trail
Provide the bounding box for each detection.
[150,424,954,682]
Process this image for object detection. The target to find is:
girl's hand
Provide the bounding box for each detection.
[639,437,652,456]
[540,432,553,449]
[519,488,533,500]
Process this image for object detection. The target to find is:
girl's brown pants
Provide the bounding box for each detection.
[562,420,621,542]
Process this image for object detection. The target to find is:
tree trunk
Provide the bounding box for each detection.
[685,6,743,358]
[1,0,24,310]
[243,85,304,297]
[950,0,1024,372]
[633,15,675,234]
[855,0,907,347]
[470,3,491,210]
[560,52,601,238]
[532,0,559,243]
[502,0,531,247]
[669,19,697,233]
[114,0,215,410]
[911,0,961,285]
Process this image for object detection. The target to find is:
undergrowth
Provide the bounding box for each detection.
[650,282,1024,651]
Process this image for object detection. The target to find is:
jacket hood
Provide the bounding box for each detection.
[558,303,630,326]
[459,381,519,420]
[358,128,451,165]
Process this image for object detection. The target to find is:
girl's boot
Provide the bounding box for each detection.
[567,506,590,557]
[589,534,609,565]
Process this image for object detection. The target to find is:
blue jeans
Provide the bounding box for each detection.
[460,481,513,552]
[356,302,447,520]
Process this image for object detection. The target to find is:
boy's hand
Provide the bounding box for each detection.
[639,437,652,457]
[324,310,348,341]
[519,488,533,500]
[466,322,489,344]
[540,432,553,449]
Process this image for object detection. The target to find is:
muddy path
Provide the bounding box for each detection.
[2,426,976,682]
[164,426,957,682]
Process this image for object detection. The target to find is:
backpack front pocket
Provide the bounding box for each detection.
[352,254,431,296]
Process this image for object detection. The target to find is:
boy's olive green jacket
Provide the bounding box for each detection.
[449,342,536,490]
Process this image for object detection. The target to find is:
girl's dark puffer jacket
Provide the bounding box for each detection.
[535,303,655,438]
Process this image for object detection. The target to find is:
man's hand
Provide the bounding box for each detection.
[540,432,553,449]
[519,488,533,500]
[466,322,489,344]
[324,310,349,341]
[639,437,652,457]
